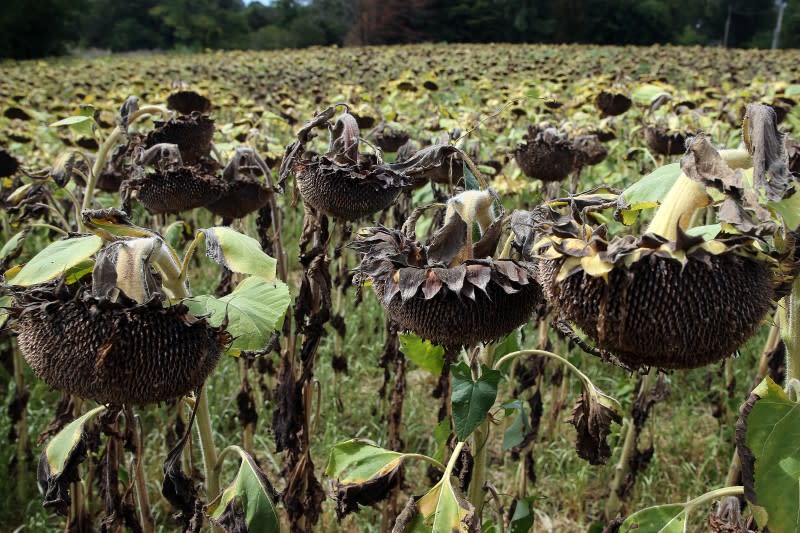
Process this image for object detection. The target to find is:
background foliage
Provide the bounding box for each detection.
[1,0,797,59]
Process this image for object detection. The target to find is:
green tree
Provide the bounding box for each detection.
[0,0,88,59]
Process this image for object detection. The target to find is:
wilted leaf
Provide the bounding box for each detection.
[325,439,406,518]
[618,504,686,532]
[399,333,445,375]
[736,377,800,532]
[206,446,280,532]
[681,135,743,196]
[568,388,622,465]
[743,104,795,202]
[92,237,163,303]
[451,362,501,441]
[185,277,290,355]
[0,229,27,263]
[201,227,277,281]
[427,210,467,266]
[38,405,106,515]
[6,235,103,286]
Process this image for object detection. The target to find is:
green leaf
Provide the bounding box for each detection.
[631,84,670,106]
[207,447,280,532]
[409,475,475,533]
[201,227,276,281]
[63,259,94,285]
[770,190,800,231]
[617,163,681,224]
[685,223,721,240]
[185,277,290,355]
[494,330,521,372]
[502,400,530,451]
[0,230,27,262]
[49,115,95,137]
[619,504,685,532]
[44,406,107,476]
[49,115,93,127]
[742,377,800,532]
[399,333,445,375]
[451,362,501,441]
[325,439,404,483]
[463,161,479,191]
[432,419,452,463]
[507,497,535,533]
[6,235,103,286]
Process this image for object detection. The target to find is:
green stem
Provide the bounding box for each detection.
[81,105,170,223]
[28,222,69,236]
[155,242,220,508]
[781,276,800,384]
[403,454,447,472]
[444,441,466,478]
[126,408,154,533]
[196,388,220,500]
[468,344,495,516]
[180,232,205,283]
[682,486,744,529]
[494,349,592,393]
[12,344,28,504]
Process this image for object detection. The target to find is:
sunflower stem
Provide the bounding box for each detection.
[780,276,800,385]
[196,388,221,501]
[81,105,170,226]
[605,368,655,521]
[468,343,495,517]
[646,173,710,240]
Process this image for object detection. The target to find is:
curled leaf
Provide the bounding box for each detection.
[743,104,796,202]
[681,135,743,198]
[568,388,622,465]
[206,447,280,532]
[37,405,106,515]
[325,439,405,518]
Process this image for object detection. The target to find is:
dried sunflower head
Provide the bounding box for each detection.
[167,90,212,116]
[351,189,542,348]
[279,106,411,220]
[520,104,799,370]
[595,90,632,117]
[514,125,579,182]
[121,143,225,215]
[144,111,214,164]
[12,282,225,405]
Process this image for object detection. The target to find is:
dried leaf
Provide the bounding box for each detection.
[427,210,467,266]
[743,104,796,202]
[681,135,743,197]
[568,388,622,465]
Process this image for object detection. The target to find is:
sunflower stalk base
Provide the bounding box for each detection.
[604,368,655,521]
[467,343,496,517]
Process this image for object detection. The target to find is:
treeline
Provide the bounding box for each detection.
[1,0,795,60]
